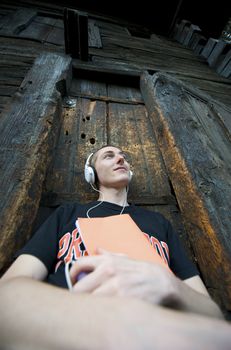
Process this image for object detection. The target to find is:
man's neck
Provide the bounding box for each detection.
[97,186,128,207]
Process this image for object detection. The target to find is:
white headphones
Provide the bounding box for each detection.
[84,153,96,184]
[84,152,133,185]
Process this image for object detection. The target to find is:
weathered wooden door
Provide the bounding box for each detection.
[40,69,181,228]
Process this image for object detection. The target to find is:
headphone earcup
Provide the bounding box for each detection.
[129,170,133,182]
[84,153,95,185]
[84,164,95,184]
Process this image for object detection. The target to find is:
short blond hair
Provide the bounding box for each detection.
[89,144,120,167]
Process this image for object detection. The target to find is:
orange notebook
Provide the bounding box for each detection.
[76,214,169,269]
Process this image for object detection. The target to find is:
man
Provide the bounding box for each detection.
[1,145,230,350]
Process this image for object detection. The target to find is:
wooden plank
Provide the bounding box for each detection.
[64,8,88,60]
[200,38,218,59]
[64,8,79,57]
[174,75,231,108]
[88,20,102,48]
[108,103,172,200]
[174,19,191,42]
[40,192,176,208]
[19,20,53,42]
[140,71,231,310]
[78,11,89,61]
[0,59,32,68]
[73,59,141,78]
[93,19,130,34]
[219,60,231,78]
[0,85,17,96]
[0,66,29,80]
[0,8,37,35]
[0,96,11,112]
[182,24,201,46]
[70,91,144,105]
[45,25,64,46]
[0,36,57,58]
[35,15,57,26]
[43,97,107,205]
[216,49,231,76]
[178,24,190,44]
[207,40,230,68]
[101,34,204,61]
[194,43,205,56]
[90,53,229,83]
[70,76,107,97]
[188,33,207,50]
[0,53,72,274]
[107,84,142,102]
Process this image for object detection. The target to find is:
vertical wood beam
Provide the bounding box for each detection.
[64,8,89,60]
[140,71,231,310]
[0,53,72,274]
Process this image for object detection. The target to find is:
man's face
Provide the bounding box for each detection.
[94,146,131,189]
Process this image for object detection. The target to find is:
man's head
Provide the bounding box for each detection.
[84,145,133,189]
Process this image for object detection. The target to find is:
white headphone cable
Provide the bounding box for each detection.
[65,260,73,290]
[86,183,105,218]
[65,185,129,289]
[86,183,129,217]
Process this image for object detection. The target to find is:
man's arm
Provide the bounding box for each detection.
[174,274,223,318]
[70,251,224,319]
[0,275,231,350]
[1,254,48,282]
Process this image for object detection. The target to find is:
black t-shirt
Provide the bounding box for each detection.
[16,201,198,288]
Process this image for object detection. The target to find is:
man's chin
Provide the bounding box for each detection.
[104,177,129,189]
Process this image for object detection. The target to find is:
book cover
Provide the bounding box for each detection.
[76,214,169,269]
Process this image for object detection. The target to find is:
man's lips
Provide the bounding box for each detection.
[114,167,127,172]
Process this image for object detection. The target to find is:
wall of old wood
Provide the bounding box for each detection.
[0,0,230,317]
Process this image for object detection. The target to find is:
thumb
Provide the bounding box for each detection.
[95,247,110,255]
[95,247,127,257]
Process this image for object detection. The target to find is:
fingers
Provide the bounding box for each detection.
[72,260,116,293]
[70,250,128,284]
[69,253,116,290]
[69,257,95,286]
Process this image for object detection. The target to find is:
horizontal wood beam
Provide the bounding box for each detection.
[0,53,72,274]
[72,59,142,78]
[40,191,177,207]
[70,92,144,105]
[140,71,231,310]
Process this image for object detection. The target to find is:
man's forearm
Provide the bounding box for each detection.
[0,277,231,350]
[0,276,128,350]
[172,278,224,319]
[70,253,223,319]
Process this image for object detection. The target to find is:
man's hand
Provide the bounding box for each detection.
[69,248,224,319]
[70,248,180,307]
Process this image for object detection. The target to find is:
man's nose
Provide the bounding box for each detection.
[116,154,125,164]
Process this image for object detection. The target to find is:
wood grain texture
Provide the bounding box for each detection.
[0,53,71,273]
[141,71,231,309]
